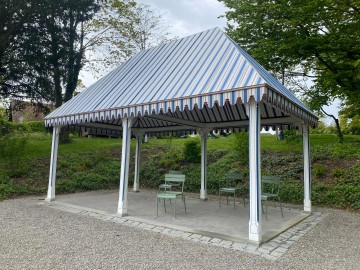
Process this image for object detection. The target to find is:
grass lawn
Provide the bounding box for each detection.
[24,132,360,159]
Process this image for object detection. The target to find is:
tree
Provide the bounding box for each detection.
[219,0,360,142]
[39,0,100,107]
[0,0,52,102]
[0,0,100,108]
[85,0,174,75]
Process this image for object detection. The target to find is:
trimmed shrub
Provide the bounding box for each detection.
[183,138,201,162]
[232,131,249,165]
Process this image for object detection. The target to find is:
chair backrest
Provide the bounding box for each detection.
[222,173,244,187]
[226,173,244,180]
[164,174,185,192]
[262,176,281,194]
[168,170,182,174]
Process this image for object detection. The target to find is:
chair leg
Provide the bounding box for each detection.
[219,191,221,207]
[242,190,246,207]
[278,197,284,218]
[163,198,167,213]
[183,194,187,213]
[233,192,236,209]
[266,201,268,220]
[174,197,176,219]
[156,196,159,217]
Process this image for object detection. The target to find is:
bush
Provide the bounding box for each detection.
[313,164,326,178]
[332,167,345,178]
[283,129,301,144]
[23,121,46,133]
[232,131,249,165]
[183,138,201,162]
[0,134,29,176]
[0,117,12,137]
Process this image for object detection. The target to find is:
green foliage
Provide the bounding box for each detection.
[183,138,201,163]
[1,133,360,211]
[0,119,11,137]
[1,0,100,106]
[0,134,29,176]
[282,129,301,144]
[139,155,164,188]
[22,121,46,133]
[221,0,360,119]
[313,164,326,178]
[262,152,302,180]
[332,167,345,178]
[232,131,249,165]
[279,180,303,204]
[310,122,337,135]
[341,115,360,135]
[0,120,46,136]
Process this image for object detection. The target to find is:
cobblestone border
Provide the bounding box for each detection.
[41,201,327,261]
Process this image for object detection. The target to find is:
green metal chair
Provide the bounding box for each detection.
[219,173,246,208]
[156,174,186,218]
[158,170,182,192]
[261,175,284,219]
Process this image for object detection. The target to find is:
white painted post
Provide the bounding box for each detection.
[45,126,61,202]
[144,134,148,143]
[133,132,142,192]
[247,100,262,243]
[200,129,208,200]
[117,117,133,216]
[303,124,312,213]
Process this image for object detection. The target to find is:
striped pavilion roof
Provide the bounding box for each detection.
[45,28,318,131]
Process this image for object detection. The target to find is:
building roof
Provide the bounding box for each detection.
[45,28,318,132]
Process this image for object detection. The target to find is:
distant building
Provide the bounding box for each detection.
[10,99,54,123]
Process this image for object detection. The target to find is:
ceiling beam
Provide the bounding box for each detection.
[145,114,206,128]
[72,115,300,133]
[74,122,122,131]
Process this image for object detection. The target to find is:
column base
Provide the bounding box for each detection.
[304,200,312,213]
[133,184,140,192]
[117,211,128,217]
[249,221,262,242]
[249,232,262,243]
[45,197,55,203]
[200,189,207,200]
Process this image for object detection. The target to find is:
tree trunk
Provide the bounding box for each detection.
[59,126,71,144]
[321,107,343,143]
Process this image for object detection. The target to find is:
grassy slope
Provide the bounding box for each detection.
[1,133,359,209]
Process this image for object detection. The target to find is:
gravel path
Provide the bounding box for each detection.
[1,196,359,270]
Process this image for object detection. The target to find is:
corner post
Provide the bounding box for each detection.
[45,126,61,202]
[117,116,133,216]
[133,132,143,192]
[200,128,209,200]
[247,100,262,243]
[303,124,312,212]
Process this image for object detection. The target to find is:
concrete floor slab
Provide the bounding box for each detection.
[55,189,309,244]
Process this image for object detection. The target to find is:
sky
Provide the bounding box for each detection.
[136,0,228,38]
[81,0,338,124]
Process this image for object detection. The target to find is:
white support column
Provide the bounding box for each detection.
[144,133,148,143]
[117,117,133,216]
[45,126,61,202]
[133,132,142,192]
[247,100,262,243]
[200,129,208,200]
[303,124,312,213]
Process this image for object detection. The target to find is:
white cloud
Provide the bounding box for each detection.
[138,0,228,38]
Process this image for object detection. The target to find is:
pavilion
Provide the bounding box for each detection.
[44,27,318,243]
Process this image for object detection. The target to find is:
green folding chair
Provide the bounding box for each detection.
[219,173,246,208]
